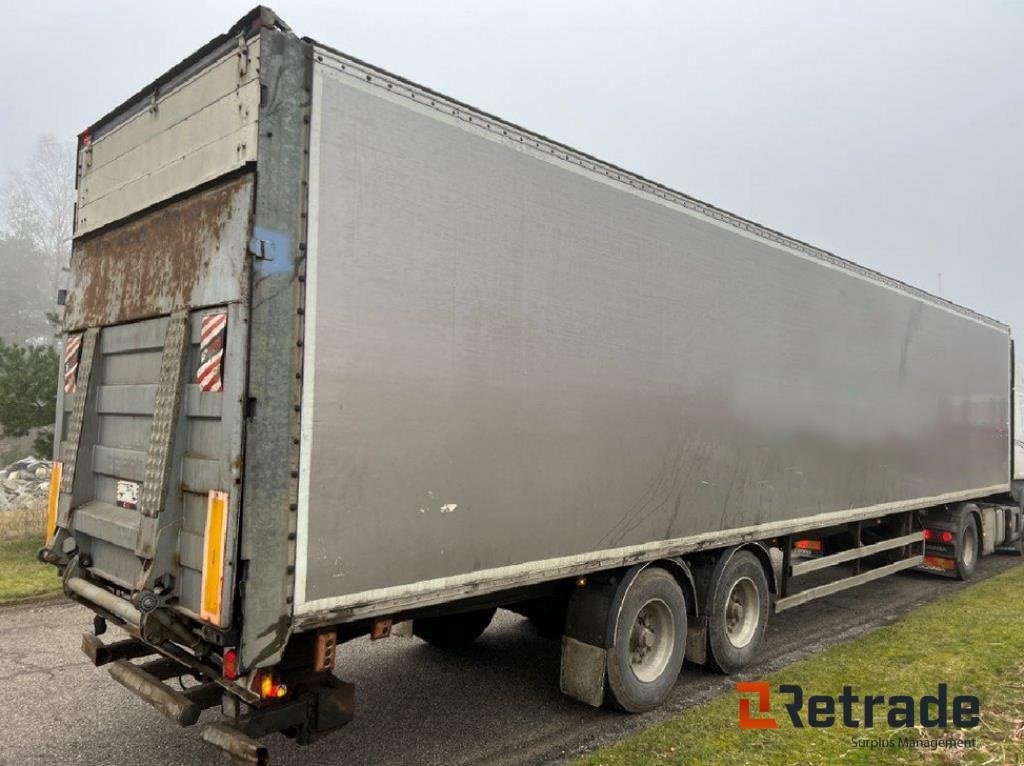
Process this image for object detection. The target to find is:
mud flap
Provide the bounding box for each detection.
[559,636,607,707]
[559,562,699,707]
[684,615,709,665]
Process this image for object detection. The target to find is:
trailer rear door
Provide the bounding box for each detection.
[50,29,260,630]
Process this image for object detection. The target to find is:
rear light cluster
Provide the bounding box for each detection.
[794,539,822,552]
[257,671,288,700]
[923,529,954,544]
[223,649,288,700]
[223,648,239,680]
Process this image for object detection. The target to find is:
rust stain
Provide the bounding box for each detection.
[65,174,253,329]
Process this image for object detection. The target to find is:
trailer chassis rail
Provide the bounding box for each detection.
[776,516,925,612]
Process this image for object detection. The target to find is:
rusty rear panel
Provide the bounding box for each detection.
[65,174,253,330]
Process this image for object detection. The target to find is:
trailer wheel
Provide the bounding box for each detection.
[413,607,497,649]
[707,551,769,674]
[605,567,687,713]
[955,515,980,580]
[1013,507,1024,556]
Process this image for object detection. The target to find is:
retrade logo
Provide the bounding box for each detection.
[736,682,778,729]
[736,683,980,730]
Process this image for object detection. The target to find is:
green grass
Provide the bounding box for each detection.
[0,537,63,604]
[577,563,1024,766]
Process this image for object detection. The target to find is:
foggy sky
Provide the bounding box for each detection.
[2,1,1021,333]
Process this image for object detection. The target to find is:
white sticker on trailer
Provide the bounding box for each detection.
[116,480,140,510]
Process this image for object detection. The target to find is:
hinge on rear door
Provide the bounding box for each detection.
[237,35,250,78]
[80,142,93,172]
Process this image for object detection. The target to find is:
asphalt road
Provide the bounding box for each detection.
[1,555,1020,766]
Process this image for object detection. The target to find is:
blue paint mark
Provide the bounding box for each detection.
[249,227,294,275]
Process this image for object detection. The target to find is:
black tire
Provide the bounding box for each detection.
[706,551,770,674]
[413,607,496,649]
[955,515,980,581]
[606,567,687,713]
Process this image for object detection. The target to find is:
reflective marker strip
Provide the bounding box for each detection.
[64,335,82,394]
[45,461,62,545]
[923,554,956,571]
[197,312,228,393]
[200,490,230,625]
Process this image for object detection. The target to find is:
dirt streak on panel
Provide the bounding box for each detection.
[65,174,252,329]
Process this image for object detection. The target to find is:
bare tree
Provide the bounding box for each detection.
[2,135,76,299]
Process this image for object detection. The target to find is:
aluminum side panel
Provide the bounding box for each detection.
[297,64,1010,615]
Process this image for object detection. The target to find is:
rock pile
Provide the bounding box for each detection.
[0,457,52,511]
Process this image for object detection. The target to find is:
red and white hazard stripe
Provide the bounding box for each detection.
[197,312,228,393]
[64,334,82,394]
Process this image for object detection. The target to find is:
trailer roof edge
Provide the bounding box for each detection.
[83,6,289,142]
[305,37,1009,334]
[77,6,1008,333]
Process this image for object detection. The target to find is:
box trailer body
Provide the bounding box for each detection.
[298,47,1010,615]
[44,7,1022,759]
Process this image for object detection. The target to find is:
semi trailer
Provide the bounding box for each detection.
[42,7,1024,763]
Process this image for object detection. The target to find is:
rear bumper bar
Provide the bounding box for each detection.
[108,659,211,727]
[202,723,269,766]
[66,576,143,628]
[65,575,203,648]
[80,630,354,764]
[80,632,224,727]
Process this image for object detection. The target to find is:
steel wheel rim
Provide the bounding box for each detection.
[962,526,977,568]
[628,598,675,683]
[724,576,760,649]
